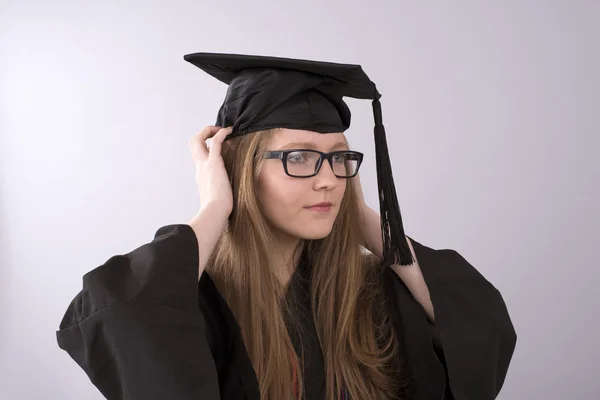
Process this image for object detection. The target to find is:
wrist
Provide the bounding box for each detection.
[200,201,232,219]
[359,204,381,258]
[192,203,230,229]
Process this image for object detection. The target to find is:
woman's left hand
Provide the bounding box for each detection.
[353,173,435,322]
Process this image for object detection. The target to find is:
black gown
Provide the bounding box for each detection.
[56,224,516,399]
[283,251,327,399]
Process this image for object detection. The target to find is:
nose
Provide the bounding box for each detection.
[312,159,339,190]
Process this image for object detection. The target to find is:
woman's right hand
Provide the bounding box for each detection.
[189,126,234,216]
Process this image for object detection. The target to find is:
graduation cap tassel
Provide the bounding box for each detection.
[372,99,414,267]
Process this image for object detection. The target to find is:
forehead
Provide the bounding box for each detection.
[269,128,348,149]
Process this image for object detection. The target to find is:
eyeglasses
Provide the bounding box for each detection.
[263,149,364,178]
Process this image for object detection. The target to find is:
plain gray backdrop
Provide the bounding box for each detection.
[1,1,598,399]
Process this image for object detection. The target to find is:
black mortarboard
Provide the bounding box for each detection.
[183,52,414,266]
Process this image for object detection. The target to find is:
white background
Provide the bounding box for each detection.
[1,1,598,399]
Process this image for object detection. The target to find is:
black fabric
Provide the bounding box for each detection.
[283,251,326,399]
[57,224,517,399]
[56,225,222,399]
[183,53,379,137]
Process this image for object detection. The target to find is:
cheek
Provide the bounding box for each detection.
[257,165,347,239]
[257,165,305,219]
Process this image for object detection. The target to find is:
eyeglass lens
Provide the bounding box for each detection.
[286,151,360,177]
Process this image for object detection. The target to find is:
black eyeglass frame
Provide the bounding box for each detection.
[263,149,364,178]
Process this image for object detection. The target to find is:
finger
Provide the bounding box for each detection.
[199,125,224,142]
[189,126,221,162]
[208,126,233,162]
[189,134,208,163]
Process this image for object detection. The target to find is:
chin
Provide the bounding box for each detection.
[272,218,336,241]
[299,232,331,240]
[294,225,334,240]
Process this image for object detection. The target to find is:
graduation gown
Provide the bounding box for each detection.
[56,224,516,399]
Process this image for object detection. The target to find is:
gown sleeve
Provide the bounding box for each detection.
[408,238,518,400]
[56,224,221,400]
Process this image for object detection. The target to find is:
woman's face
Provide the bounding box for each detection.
[257,129,348,241]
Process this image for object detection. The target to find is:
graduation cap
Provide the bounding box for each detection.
[183,52,414,266]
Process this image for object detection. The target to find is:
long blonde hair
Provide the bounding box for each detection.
[205,129,406,399]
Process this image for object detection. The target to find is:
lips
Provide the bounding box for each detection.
[305,202,333,212]
[306,202,332,208]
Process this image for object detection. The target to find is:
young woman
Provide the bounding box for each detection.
[57,54,517,400]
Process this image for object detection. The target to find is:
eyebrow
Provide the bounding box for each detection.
[279,142,350,151]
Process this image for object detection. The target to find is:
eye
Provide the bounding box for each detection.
[287,151,310,164]
[332,153,345,163]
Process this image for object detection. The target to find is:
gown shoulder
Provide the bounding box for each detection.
[384,237,517,400]
[56,224,224,400]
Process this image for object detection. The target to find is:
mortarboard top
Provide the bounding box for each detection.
[183,52,414,266]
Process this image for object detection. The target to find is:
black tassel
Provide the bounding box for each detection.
[372,98,414,267]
